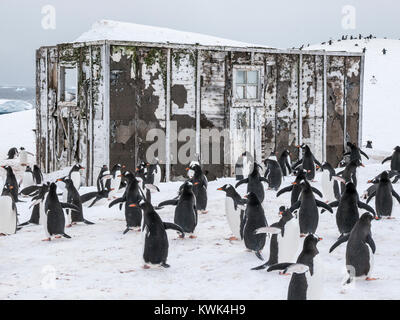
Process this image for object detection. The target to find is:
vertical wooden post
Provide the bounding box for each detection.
[103,42,111,169]
[196,49,201,157]
[165,48,171,182]
[298,54,303,157]
[322,54,328,162]
[358,54,365,147]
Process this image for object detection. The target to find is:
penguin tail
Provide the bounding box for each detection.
[83,219,95,225]
[251,261,271,271]
[62,233,71,239]
[255,251,264,261]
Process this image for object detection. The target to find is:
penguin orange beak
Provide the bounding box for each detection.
[296,145,301,149]
[361,164,365,167]
[194,182,199,185]
[292,182,297,185]
[9,186,13,190]
[129,204,137,208]
[57,179,63,182]
[318,237,323,241]
[316,165,320,170]
[279,211,284,216]
[243,195,248,199]
[118,174,123,178]
[217,188,223,191]
[80,167,85,170]
[0,166,5,169]
[186,168,190,171]
[367,180,372,184]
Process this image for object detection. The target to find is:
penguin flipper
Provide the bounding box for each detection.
[366,190,377,204]
[80,192,98,204]
[255,251,264,261]
[289,201,301,212]
[382,156,392,164]
[267,263,293,272]
[360,150,369,160]
[83,219,95,225]
[157,199,179,208]
[357,201,376,215]
[333,180,341,201]
[391,190,400,204]
[20,185,41,196]
[366,234,376,254]
[292,160,302,170]
[109,197,125,208]
[311,187,323,198]
[235,178,249,189]
[60,203,80,212]
[163,222,185,238]
[329,234,350,253]
[276,185,293,198]
[251,261,271,271]
[145,184,160,192]
[316,200,333,213]
[62,233,71,239]
[88,197,101,208]
[314,159,323,168]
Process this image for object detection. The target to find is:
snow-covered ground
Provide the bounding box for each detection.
[0,111,399,300]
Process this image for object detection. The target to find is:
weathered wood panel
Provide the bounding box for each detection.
[326,56,345,167]
[345,56,361,147]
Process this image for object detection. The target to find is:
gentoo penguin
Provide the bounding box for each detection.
[97,165,109,192]
[264,155,283,191]
[109,172,143,234]
[0,184,18,236]
[318,162,341,202]
[7,147,18,160]
[242,192,268,260]
[267,234,324,300]
[366,141,373,149]
[325,182,375,237]
[330,212,377,284]
[158,181,198,238]
[1,165,19,202]
[20,166,35,191]
[362,171,400,199]
[367,171,400,219]
[292,144,323,181]
[252,207,300,269]
[290,181,333,236]
[336,159,364,193]
[43,183,79,241]
[236,163,268,203]
[80,170,114,208]
[107,164,124,199]
[58,177,94,227]
[68,164,84,191]
[19,147,34,166]
[33,165,43,185]
[19,184,48,226]
[382,146,400,172]
[277,170,322,206]
[343,142,369,163]
[188,164,208,214]
[278,150,292,177]
[217,184,247,241]
[140,200,185,269]
[143,161,162,202]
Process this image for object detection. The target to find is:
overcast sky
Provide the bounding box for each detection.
[0,0,399,86]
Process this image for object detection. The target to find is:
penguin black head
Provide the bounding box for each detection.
[279,207,294,222]
[1,165,13,173]
[25,166,32,172]
[72,164,85,172]
[380,171,390,181]
[366,141,373,149]
[395,146,400,152]
[49,182,58,194]
[2,183,14,196]
[187,163,202,175]
[182,181,194,193]
[244,192,260,205]
[345,182,357,193]
[20,147,25,151]
[303,234,322,255]
[217,184,237,198]
[359,212,376,224]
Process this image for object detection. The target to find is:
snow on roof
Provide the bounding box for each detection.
[74,20,270,48]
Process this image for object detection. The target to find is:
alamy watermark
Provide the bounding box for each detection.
[341,5,356,30]
[41,5,56,30]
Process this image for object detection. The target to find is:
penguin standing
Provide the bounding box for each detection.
[264,156,283,191]
[252,207,300,269]
[19,184,49,227]
[20,166,35,191]
[292,144,323,181]
[140,200,185,269]
[18,147,34,166]
[217,184,246,241]
[326,182,375,237]
[69,164,84,191]
[367,171,400,219]
[318,162,341,202]
[109,172,143,234]
[188,164,208,214]
[290,181,332,236]
[107,164,123,199]
[343,142,369,163]
[158,182,198,239]
[1,165,19,202]
[0,184,18,236]
[330,213,377,284]
[382,146,400,171]
[267,235,324,300]
[242,192,268,260]
[58,177,94,227]
[336,160,364,193]
[33,165,43,185]
[277,170,322,206]
[278,150,292,177]
[143,162,162,202]
[7,147,18,160]
[236,163,268,203]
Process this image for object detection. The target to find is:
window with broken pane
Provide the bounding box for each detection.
[60,66,77,103]
[234,69,260,100]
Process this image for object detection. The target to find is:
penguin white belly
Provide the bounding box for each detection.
[21,172,35,190]
[367,245,374,278]
[19,151,28,164]
[70,172,81,190]
[242,158,250,178]
[109,172,121,198]
[39,202,50,238]
[278,219,300,263]
[306,255,324,300]
[321,171,336,202]
[225,197,241,239]
[154,165,162,186]
[0,196,16,235]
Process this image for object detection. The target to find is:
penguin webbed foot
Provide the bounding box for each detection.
[161,263,170,269]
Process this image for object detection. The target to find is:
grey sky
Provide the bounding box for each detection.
[0,0,399,86]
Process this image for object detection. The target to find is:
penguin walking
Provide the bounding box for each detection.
[242,192,268,260]
[18,147,34,166]
[58,177,94,227]
[343,142,369,163]
[290,181,332,236]
[1,165,20,203]
[97,165,110,192]
[158,182,198,239]
[277,170,322,206]
[264,156,283,191]
[19,184,50,227]
[267,235,324,300]
[142,161,162,203]
[317,162,342,202]
[0,184,18,236]
[236,163,268,203]
[80,170,114,208]
[382,146,400,171]
[68,164,84,191]
[292,144,323,181]
[367,171,400,219]
[20,166,35,191]
[140,200,185,269]
[336,159,364,193]
[330,213,377,284]
[188,164,208,214]
[252,207,300,270]
[278,150,292,177]
[325,182,375,237]
[106,164,124,199]
[33,165,43,185]
[43,183,79,241]
[7,147,18,160]
[217,184,247,241]
[109,172,143,234]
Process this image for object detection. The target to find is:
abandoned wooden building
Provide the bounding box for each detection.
[36,20,365,185]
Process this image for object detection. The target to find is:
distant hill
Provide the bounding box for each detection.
[0,86,34,115]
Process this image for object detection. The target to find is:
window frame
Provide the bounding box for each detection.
[58,62,78,107]
[232,65,264,107]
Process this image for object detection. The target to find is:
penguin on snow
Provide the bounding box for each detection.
[0,183,18,236]
[292,144,323,181]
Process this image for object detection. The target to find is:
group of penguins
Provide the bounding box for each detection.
[1,143,400,300]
